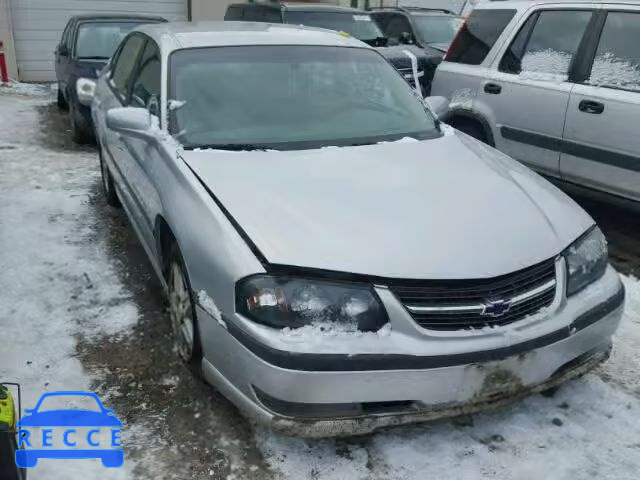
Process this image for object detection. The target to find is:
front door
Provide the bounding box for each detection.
[480,9,594,177]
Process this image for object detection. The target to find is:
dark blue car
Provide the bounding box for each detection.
[15,391,123,468]
[55,14,166,144]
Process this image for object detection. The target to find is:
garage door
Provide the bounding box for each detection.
[10,0,188,82]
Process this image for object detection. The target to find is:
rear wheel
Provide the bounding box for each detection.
[167,243,202,370]
[99,146,121,208]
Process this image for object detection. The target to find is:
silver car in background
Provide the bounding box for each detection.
[91,22,624,437]
[432,0,640,203]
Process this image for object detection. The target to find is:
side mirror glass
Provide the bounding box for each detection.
[106,107,154,141]
[425,96,450,122]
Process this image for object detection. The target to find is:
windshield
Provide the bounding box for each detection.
[413,16,464,45]
[169,46,439,151]
[75,22,142,59]
[284,11,383,41]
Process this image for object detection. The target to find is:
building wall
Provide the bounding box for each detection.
[0,0,19,80]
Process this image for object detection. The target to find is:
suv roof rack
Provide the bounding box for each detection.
[368,6,457,15]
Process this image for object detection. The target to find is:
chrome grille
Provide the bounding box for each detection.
[388,258,557,331]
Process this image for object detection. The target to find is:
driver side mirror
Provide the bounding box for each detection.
[399,32,414,45]
[106,107,155,142]
[425,96,450,122]
[58,45,69,56]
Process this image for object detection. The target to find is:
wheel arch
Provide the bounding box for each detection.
[448,109,496,147]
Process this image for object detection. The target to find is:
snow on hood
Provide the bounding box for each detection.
[181,133,593,279]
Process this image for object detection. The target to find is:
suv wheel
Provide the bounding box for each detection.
[57,85,68,110]
[452,119,489,145]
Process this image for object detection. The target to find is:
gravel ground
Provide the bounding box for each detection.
[1,85,639,480]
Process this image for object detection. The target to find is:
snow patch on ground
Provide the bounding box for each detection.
[0,90,146,479]
[258,275,640,480]
[0,81,55,97]
[198,290,226,328]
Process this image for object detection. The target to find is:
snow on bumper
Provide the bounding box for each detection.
[199,268,624,437]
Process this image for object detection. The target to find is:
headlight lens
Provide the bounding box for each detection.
[236,276,388,331]
[76,77,96,106]
[564,226,608,296]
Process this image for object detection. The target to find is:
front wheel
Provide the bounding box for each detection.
[57,84,68,110]
[167,243,202,369]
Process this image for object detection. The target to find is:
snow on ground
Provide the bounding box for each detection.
[2,86,640,480]
[0,90,143,478]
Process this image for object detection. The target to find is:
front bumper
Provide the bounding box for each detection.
[199,266,624,437]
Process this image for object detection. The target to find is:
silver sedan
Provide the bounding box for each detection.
[90,21,625,437]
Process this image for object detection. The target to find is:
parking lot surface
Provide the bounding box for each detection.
[1,86,640,480]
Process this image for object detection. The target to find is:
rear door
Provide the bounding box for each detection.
[561,9,640,201]
[479,8,594,177]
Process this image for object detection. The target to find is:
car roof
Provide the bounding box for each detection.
[69,13,166,23]
[230,2,366,13]
[135,21,368,50]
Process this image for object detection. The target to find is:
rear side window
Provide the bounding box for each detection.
[500,10,592,79]
[445,9,516,65]
[588,12,640,92]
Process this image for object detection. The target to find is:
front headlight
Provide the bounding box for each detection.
[236,275,388,332]
[76,78,96,106]
[564,226,608,296]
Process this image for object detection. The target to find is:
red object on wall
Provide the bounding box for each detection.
[0,41,9,83]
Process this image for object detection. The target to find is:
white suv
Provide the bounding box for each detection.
[432,0,640,203]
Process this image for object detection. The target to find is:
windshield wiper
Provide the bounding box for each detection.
[77,55,109,60]
[185,143,270,151]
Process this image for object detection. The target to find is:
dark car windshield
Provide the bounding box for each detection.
[75,22,143,59]
[284,11,383,42]
[414,15,464,45]
[169,46,439,151]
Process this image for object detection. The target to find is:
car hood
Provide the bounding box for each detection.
[182,133,593,279]
[376,44,442,66]
[73,59,108,79]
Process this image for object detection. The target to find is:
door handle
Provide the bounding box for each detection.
[484,83,502,95]
[578,100,604,114]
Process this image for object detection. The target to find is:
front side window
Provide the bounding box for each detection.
[284,12,383,42]
[110,35,145,97]
[170,46,439,151]
[74,22,142,60]
[445,9,516,65]
[588,12,640,92]
[503,10,592,80]
[130,41,161,113]
[413,16,464,46]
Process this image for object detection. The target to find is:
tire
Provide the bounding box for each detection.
[69,100,93,145]
[57,84,68,110]
[99,146,121,208]
[166,242,203,372]
[454,120,489,144]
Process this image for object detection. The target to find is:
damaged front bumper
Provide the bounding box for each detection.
[198,267,625,438]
